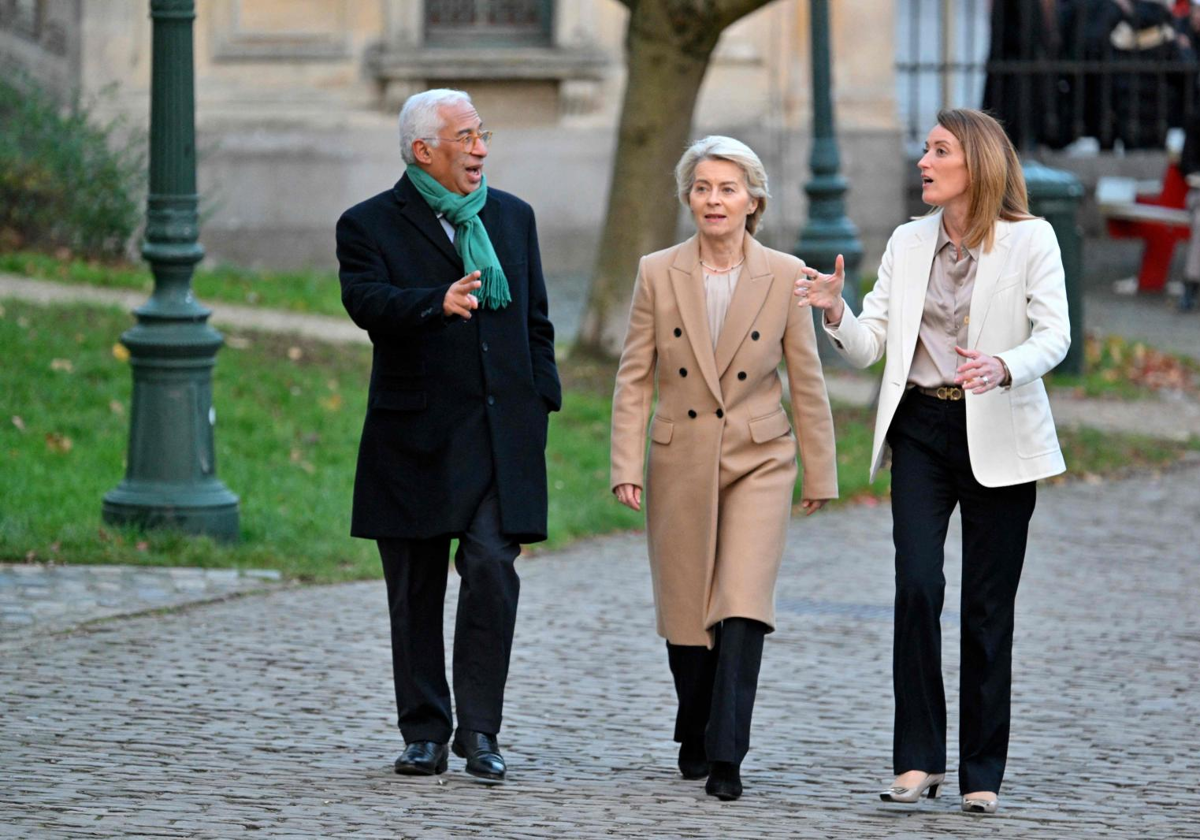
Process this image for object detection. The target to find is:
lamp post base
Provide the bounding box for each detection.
[102,480,239,543]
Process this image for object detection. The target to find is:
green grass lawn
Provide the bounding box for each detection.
[0,250,344,317]
[2,301,1194,582]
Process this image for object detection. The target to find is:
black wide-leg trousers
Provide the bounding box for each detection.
[667,617,768,766]
[888,391,1037,794]
[377,487,521,745]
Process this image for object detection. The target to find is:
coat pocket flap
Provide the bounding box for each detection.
[650,417,674,445]
[370,390,427,411]
[749,409,791,443]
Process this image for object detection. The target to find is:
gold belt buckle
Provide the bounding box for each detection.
[936,386,963,401]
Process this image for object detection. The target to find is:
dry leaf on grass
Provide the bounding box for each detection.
[45,432,73,453]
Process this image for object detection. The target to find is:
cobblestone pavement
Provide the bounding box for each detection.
[0,565,282,652]
[3,464,1198,839]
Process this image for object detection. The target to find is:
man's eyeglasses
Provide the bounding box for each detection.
[432,130,493,149]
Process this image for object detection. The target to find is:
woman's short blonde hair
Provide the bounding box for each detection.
[934,108,1036,251]
[675,136,770,234]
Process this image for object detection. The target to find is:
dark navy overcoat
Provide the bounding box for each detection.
[336,173,561,543]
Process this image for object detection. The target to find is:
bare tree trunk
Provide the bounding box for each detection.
[576,16,716,357]
[576,0,776,358]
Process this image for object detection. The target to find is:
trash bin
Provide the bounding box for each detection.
[1023,159,1085,376]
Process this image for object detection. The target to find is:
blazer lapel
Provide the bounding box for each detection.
[713,235,773,378]
[668,237,723,405]
[393,172,462,269]
[898,214,940,374]
[967,221,1013,347]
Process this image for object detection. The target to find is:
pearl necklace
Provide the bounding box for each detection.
[699,255,745,274]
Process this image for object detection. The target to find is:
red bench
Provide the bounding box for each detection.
[1097,162,1191,293]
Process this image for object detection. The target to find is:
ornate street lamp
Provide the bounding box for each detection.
[102,0,239,541]
[795,0,863,318]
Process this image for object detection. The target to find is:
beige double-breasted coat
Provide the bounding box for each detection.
[610,234,838,647]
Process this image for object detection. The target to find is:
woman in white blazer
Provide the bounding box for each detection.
[795,109,1069,815]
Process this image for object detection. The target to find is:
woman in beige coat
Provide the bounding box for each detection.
[610,136,838,801]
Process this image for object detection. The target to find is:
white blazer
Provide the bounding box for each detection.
[825,213,1070,488]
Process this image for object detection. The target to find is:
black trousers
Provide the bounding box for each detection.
[377,487,521,744]
[888,391,1037,794]
[667,618,768,766]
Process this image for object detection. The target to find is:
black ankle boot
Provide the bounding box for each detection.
[678,742,709,779]
[705,761,742,800]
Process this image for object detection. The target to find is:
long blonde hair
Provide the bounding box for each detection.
[934,108,1035,252]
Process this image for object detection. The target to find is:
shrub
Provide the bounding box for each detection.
[0,75,144,258]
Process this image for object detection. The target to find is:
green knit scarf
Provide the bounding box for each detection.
[406,166,511,310]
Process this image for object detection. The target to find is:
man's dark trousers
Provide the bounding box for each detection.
[378,485,520,743]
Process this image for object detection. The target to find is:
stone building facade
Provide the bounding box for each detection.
[1,0,902,278]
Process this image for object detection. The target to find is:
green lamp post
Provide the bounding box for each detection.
[795,0,863,320]
[102,0,239,541]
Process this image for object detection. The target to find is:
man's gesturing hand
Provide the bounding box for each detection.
[444,271,482,319]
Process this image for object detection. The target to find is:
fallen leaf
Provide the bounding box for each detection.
[75,333,85,344]
[287,346,303,361]
[45,432,73,453]
[319,393,343,412]
[109,400,124,416]
[112,344,130,362]
[50,358,74,373]
[25,550,37,562]
[17,316,29,329]
[290,448,303,463]
[11,416,25,432]
[136,541,149,552]
[48,542,60,553]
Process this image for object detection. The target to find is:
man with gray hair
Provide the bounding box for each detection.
[336,88,560,782]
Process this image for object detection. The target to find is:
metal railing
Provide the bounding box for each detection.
[896,0,1199,153]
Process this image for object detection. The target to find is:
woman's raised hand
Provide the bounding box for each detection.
[794,254,846,324]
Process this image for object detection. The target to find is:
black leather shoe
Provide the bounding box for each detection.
[394,740,448,776]
[678,742,709,779]
[452,729,506,782]
[705,761,743,801]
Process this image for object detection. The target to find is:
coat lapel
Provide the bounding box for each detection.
[393,172,462,269]
[898,214,940,374]
[668,236,723,405]
[967,221,1013,347]
[713,235,773,378]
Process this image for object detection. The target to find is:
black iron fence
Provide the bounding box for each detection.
[897,0,1199,152]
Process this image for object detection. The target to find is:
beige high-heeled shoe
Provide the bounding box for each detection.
[879,772,945,803]
[961,794,999,814]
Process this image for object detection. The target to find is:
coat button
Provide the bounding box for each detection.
[482,341,489,352]
[688,409,697,418]
[716,409,724,418]
[751,331,760,340]
[487,395,495,406]
[674,327,682,337]
[679,367,687,377]
[737,371,747,380]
